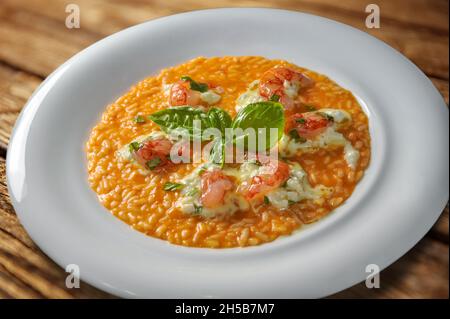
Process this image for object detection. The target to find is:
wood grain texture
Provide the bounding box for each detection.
[0,63,41,150]
[0,0,448,299]
[330,237,449,299]
[0,0,448,79]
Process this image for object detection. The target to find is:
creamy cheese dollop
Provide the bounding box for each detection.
[235,80,265,112]
[175,159,332,215]
[116,131,170,175]
[283,79,300,99]
[279,109,360,169]
[176,164,249,218]
[234,161,331,210]
[117,131,168,161]
[265,163,332,210]
[235,78,303,112]
[163,83,222,106]
[200,91,221,105]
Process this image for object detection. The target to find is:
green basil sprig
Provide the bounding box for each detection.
[148,102,285,165]
[180,76,209,93]
[163,182,184,191]
[207,107,232,135]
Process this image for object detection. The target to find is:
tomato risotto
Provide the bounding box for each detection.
[86,56,371,248]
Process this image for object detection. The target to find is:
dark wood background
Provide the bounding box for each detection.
[0,0,448,299]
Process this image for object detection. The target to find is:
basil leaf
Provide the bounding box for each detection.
[128,141,140,153]
[305,105,317,111]
[318,112,334,122]
[186,188,199,196]
[181,76,209,93]
[148,106,212,139]
[163,182,184,191]
[134,115,146,123]
[193,204,203,214]
[207,107,232,135]
[207,108,232,167]
[288,129,306,143]
[250,159,263,166]
[209,139,226,167]
[269,94,280,102]
[232,101,285,150]
[146,158,161,170]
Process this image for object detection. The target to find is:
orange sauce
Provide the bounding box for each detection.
[86,57,371,248]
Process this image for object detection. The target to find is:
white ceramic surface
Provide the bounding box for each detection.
[6,8,449,298]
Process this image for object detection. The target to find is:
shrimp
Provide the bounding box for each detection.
[169,81,202,106]
[132,138,173,171]
[259,67,314,109]
[200,169,234,208]
[286,112,334,139]
[244,159,290,200]
[169,76,223,107]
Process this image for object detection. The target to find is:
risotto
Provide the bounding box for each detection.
[86,56,371,248]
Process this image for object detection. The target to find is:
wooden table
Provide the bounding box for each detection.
[0,0,448,299]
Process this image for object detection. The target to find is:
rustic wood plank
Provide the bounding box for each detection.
[0,63,42,150]
[431,205,449,243]
[331,236,449,298]
[0,263,43,298]
[297,0,449,32]
[0,4,99,78]
[0,231,113,299]
[0,0,448,79]
[8,0,449,33]
[431,78,449,104]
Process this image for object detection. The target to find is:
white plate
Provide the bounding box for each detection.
[6,8,449,298]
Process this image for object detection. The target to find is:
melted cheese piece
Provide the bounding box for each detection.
[117,131,168,161]
[283,79,300,98]
[235,79,302,112]
[163,83,222,106]
[176,164,249,218]
[175,159,332,216]
[265,162,332,210]
[319,108,352,129]
[200,91,221,105]
[116,131,169,175]
[228,161,331,210]
[174,158,335,215]
[279,109,360,169]
[235,80,265,112]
